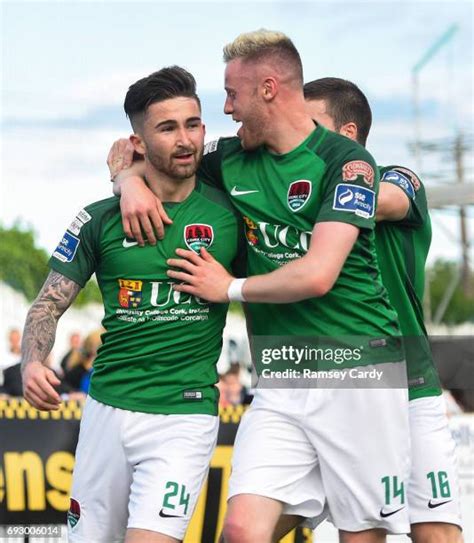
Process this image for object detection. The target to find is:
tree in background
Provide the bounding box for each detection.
[0,223,102,306]
[428,259,474,325]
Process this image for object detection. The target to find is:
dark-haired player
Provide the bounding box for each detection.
[21,66,242,543]
[302,77,462,543]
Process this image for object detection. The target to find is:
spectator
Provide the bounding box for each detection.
[2,354,77,398]
[0,327,22,387]
[59,332,82,373]
[63,329,103,392]
[218,364,253,407]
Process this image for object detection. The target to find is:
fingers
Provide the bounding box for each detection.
[156,201,173,225]
[46,370,61,387]
[25,389,61,411]
[138,215,157,246]
[167,270,196,283]
[129,216,145,246]
[172,282,198,295]
[107,139,134,178]
[167,258,197,273]
[122,216,133,240]
[173,249,203,265]
[199,247,215,262]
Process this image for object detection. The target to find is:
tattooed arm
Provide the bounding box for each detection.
[21,271,82,410]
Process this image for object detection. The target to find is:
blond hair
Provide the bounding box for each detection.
[223,29,303,85]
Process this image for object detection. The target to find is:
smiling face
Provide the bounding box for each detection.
[224,59,267,150]
[133,96,205,181]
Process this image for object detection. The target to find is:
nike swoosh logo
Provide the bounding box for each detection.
[122,238,139,248]
[380,506,405,518]
[428,499,452,509]
[159,509,183,518]
[230,186,259,196]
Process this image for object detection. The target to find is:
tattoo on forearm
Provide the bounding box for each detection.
[21,271,81,368]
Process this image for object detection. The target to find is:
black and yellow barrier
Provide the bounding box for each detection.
[0,399,313,542]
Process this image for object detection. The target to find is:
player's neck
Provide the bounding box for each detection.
[264,98,315,155]
[145,168,195,203]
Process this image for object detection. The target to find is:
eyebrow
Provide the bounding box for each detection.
[154,116,202,129]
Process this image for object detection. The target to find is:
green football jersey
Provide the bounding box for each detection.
[199,127,404,370]
[376,166,441,400]
[49,182,243,415]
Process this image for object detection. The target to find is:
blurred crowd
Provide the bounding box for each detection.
[1,327,472,413]
[0,328,254,408]
[0,327,102,401]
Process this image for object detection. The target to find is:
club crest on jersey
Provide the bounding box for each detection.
[287,180,312,211]
[118,279,143,308]
[184,224,214,253]
[342,160,375,187]
[67,498,81,529]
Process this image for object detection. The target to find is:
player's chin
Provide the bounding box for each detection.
[171,162,198,180]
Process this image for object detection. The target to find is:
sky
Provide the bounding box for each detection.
[1,0,473,265]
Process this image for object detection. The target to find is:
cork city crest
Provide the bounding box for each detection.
[67,498,81,529]
[184,224,214,253]
[287,180,312,211]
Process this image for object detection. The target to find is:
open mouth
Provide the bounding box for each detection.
[173,153,194,162]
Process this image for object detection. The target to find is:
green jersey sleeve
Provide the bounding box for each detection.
[379,165,427,228]
[316,142,379,230]
[48,199,116,286]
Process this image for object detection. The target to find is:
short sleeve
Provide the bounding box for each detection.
[316,148,379,230]
[380,166,427,228]
[48,207,98,287]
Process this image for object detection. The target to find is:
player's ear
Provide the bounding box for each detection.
[262,77,277,101]
[340,122,358,142]
[130,133,146,156]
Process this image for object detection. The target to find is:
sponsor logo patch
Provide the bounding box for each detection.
[53,232,80,263]
[231,186,259,196]
[428,499,452,509]
[342,160,375,187]
[159,509,183,518]
[381,170,415,199]
[333,184,375,219]
[203,140,218,155]
[391,166,421,192]
[380,506,405,518]
[122,237,139,248]
[68,218,84,236]
[184,224,214,253]
[67,498,81,528]
[77,209,92,223]
[287,180,312,211]
[118,279,143,308]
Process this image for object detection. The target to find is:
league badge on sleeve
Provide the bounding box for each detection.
[342,160,375,187]
[184,224,214,253]
[333,184,375,219]
[52,231,80,263]
[287,180,312,211]
[381,170,416,199]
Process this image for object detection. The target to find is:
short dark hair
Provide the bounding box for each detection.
[124,66,201,131]
[304,77,372,146]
